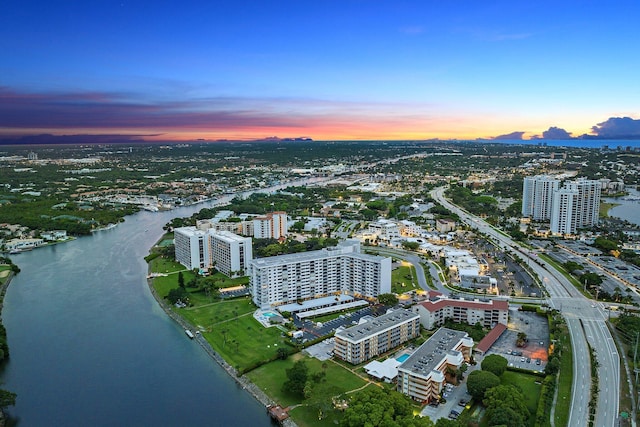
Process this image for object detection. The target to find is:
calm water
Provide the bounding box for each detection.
[0,207,271,426]
[607,188,640,226]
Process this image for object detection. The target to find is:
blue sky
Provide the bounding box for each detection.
[1,0,639,140]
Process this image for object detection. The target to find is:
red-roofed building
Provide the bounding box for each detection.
[412,295,508,329]
[475,323,508,355]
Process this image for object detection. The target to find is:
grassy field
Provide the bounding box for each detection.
[0,265,11,285]
[391,264,420,294]
[148,251,282,371]
[600,202,620,218]
[247,354,369,427]
[554,330,573,426]
[501,371,542,425]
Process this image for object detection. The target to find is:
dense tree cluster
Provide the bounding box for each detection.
[341,387,434,427]
[483,385,529,427]
[480,354,508,377]
[466,370,501,401]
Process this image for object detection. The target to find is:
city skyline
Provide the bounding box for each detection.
[2,1,640,142]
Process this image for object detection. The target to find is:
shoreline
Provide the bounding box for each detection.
[145,256,298,426]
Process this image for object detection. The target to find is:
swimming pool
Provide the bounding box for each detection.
[396,353,410,363]
[263,312,278,318]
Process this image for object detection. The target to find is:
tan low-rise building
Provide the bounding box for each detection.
[397,327,473,403]
[334,309,420,365]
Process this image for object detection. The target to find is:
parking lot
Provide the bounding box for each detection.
[293,305,378,342]
[486,308,548,372]
[420,362,480,421]
[304,337,335,361]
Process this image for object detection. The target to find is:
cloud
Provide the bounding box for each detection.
[0,86,455,140]
[542,126,572,139]
[591,117,640,138]
[492,131,525,140]
[0,87,312,131]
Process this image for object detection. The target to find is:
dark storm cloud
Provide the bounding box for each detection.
[0,87,304,130]
[492,131,525,140]
[542,126,572,139]
[591,117,640,138]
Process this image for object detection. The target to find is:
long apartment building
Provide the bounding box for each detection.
[174,226,253,276]
[412,291,508,329]
[249,240,391,309]
[334,309,420,364]
[397,328,473,403]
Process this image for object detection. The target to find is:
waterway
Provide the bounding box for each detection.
[0,177,328,426]
[606,188,640,226]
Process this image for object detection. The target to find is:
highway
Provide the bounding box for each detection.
[430,186,620,427]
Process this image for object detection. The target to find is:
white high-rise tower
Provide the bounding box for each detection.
[550,179,601,235]
[521,175,560,220]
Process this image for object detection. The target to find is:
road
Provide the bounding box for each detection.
[363,246,445,293]
[431,186,620,427]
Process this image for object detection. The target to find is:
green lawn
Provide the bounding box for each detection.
[248,355,368,426]
[501,371,542,423]
[391,265,420,294]
[554,332,573,426]
[0,265,11,285]
[421,262,436,289]
[167,297,285,372]
[150,257,186,274]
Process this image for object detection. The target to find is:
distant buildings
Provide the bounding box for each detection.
[196,210,288,240]
[253,211,288,239]
[397,327,473,403]
[174,226,252,276]
[522,175,602,235]
[249,240,391,309]
[435,218,456,233]
[368,219,401,241]
[334,309,420,364]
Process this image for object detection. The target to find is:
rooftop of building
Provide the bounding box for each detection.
[417,294,508,312]
[475,323,507,354]
[398,327,471,376]
[211,230,251,243]
[251,242,386,267]
[335,308,419,343]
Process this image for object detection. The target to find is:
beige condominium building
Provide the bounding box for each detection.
[397,327,473,404]
[334,309,420,364]
[250,240,391,309]
[412,292,508,329]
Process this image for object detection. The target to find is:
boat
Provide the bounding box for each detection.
[185,330,195,339]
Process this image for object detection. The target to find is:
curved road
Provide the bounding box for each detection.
[364,247,438,291]
[431,186,619,427]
